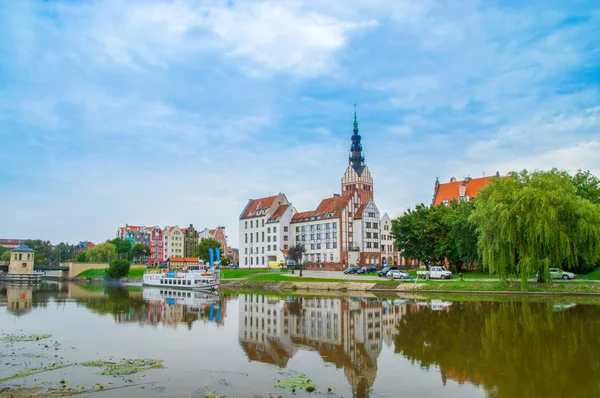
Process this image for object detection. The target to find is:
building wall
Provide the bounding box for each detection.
[380,213,403,266]
[8,250,34,274]
[148,227,164,267]
[164,226,184,259]
[184,225,198,258]
[292,219,341,264]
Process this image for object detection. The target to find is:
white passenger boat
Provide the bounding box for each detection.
[142,266,220,291]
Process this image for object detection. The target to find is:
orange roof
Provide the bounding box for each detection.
[268,204,289,222]
[291,192,352,223]
[354,204,366,219]
[433,175,500,206]
[120,225,142,231]
[240,195,278,219]
[209,229,216,234]
[167,257,199,262]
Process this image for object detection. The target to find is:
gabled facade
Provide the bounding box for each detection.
[239,193,296,268]
[183,224,198,258]
[148,226,164,267]
[380,213,404,267]
[353,199,381,265]
[163,225,184,259]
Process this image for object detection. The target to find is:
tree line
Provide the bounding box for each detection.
[391,169,600,286]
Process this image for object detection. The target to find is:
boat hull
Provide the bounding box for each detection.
[142,270,220,291]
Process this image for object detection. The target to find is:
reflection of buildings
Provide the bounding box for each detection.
[115,289,227,330]
[238,295,407,397]
[6,286,33,316]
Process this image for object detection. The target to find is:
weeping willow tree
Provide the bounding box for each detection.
[470,169,600,288]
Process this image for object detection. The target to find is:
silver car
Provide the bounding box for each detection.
[387,270,411,279]
[549,268,576,280]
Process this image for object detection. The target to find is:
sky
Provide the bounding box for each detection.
[1,0,599,248]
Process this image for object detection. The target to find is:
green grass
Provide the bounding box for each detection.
[220,269,284,279]
[76,267,147,278]
[578,268,600,280]
[416,280,600,293]
[246,273,394,283]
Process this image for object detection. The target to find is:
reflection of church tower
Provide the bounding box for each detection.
[341,106,374,204]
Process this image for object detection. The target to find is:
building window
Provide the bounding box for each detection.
[284,226,288,232]
[296,226,300,232]
[333,242,337,249]
[245,221,248,228]
[326,242,330,249]
[250,257,253,265]
[256,232,259,241]
[374,233,378,239]
[250,220,253,228]
[273,245,276,251]
[366,232,371,238]
[262,232,265,242]
[311,244,315,250]
[267,227,271,233]
[262,247,265,254]
[267,236,271,242]
[367,242,372,248]
[268,245,271,251]
[284,244,288,250]
[262,257,265,265]
[317,243,321,249]
[273,235,277,241]
[374,242,379,249]
[366,222,371,228]
[245,233,248,243]
[273,227,277,233]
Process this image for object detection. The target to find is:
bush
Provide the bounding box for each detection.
[106,259,131,279]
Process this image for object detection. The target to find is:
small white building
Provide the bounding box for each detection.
[239,193,296,268]
[8,244,35,274]
[353,199,381,265]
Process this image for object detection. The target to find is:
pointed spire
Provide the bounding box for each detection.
[349,104,365,174]
[353,103,359,133]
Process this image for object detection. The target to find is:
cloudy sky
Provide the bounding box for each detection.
[1,0,599,247]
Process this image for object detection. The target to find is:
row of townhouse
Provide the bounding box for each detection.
[117,224,236,267]
[239,110,405,270]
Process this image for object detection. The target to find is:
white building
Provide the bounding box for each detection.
[353,199,381,265]
[239,193,296,268]
[380,213,404,267]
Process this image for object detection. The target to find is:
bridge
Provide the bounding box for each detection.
[1,262,105,278]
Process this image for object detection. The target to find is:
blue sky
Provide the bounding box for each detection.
[1,0,599,247]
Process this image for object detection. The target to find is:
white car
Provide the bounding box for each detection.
[387,270,411,279]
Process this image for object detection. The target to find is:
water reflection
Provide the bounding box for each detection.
[394,300,600,398]
[238,295,410,397]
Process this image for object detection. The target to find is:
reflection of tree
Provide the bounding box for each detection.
[79,286,147,317]
[394,301,600,398]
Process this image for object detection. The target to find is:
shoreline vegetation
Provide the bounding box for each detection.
[66,268,600,296]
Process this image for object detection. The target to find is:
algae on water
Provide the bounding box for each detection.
[81,358,164,376]
[274,374,315,391]
[0,334,53,343]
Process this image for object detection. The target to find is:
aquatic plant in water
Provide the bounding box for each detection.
[0,334,53,343]
[81,358,164,376]
[274,374,316,392]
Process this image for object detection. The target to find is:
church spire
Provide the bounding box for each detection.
[349,104,365,175]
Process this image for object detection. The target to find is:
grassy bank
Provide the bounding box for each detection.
[416,280,600,293]
[76,268,147,279]
[245,273,393,283]
[220,269,287,279]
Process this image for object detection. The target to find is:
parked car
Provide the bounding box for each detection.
[378,266,399,277]
[387,270,411,279]
[550,268,576,280]
[343,266,361,274]
[417,266,453,280]
[357,266,377,274]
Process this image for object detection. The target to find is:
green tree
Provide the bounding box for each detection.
[110,238,133,260]
[195,238,222,263]
[106,258,131,279]
[391,204,447,268]
[220,257,231,266]
[0,246,9,257]
[24,240,53,265]
[76,251,88,263]
[132,244,150,264]
[443,200,481,271]
[52,242,74,264]
[1,251,10,262]
[570,169,600,205]
[287,244,306,272]
[470,169,600,288]
[86,242,117,263]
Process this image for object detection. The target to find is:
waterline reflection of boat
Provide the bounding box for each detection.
[143,287,223,325]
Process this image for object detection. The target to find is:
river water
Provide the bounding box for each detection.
[1,282,599,398]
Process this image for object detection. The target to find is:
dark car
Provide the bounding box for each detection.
[378,266,398,277]
[357,266,377,274]
[343,266,361,274]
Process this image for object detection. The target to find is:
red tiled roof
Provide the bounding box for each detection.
[268,204,289,222]
[291,192,353,223]
[209,229,216,235]
[240,195,278,219]
[167,257,199,262]
[433,176,500,206]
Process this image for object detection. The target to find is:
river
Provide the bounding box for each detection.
[1,282,599,397]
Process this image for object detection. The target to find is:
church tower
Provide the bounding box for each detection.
[341,106,374,203]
